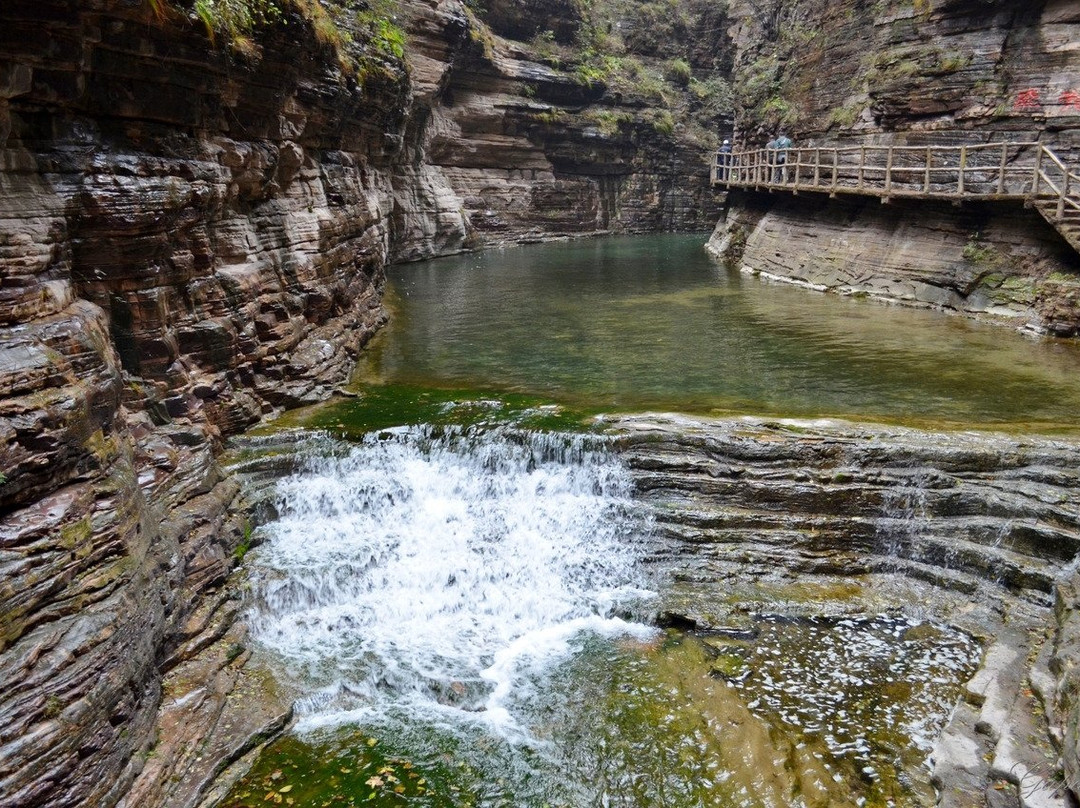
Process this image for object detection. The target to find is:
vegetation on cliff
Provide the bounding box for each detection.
[156,0,405,77]
[468,0,736,149]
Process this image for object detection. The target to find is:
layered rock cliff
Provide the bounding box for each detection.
[709,0,1080,335]
[4,0,1080,806]
[0,1,730,806]
[0,2,406,804]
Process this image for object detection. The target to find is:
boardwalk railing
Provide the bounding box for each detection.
[1033,145,1080,222]
[712,142,1043,199]
[712,141,1080,252]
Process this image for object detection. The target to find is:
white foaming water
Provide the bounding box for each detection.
[246,426,654,734]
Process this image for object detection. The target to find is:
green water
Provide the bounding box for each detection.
[343,234,1080,432]
[221,614,979,808]
[224,235,1063,808]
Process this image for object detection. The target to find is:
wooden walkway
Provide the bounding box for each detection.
[712,141,1080,253]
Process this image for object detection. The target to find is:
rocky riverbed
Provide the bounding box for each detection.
[3,1,1080,806]
[615,414,1080,808]
[204,413,1080,807]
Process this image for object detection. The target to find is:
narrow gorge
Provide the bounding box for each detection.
[1,2,1079,808]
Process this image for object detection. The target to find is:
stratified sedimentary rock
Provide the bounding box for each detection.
[0,1,729,806]
[615,414,1080,807]
[711,0,1080,335]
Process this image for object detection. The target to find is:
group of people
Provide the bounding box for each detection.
[716,133,794,182]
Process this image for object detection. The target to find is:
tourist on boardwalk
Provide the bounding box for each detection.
[718,139,732,181]
[773,132,793,182]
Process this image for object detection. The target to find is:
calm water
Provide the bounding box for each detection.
[355,234,1080,432]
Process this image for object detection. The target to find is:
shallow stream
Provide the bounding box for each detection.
[221,235,1080,807]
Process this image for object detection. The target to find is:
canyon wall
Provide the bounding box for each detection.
[3,0,1080,806]
[710,0,1080,335]
[0,2,407,804]
[0,1,728,806]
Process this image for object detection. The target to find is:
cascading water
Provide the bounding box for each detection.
[876,471,932,567]
[229,423,983,808]
[245,426,656,738]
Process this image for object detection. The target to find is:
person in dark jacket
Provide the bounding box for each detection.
[773,132,793,181]
[718,139,732,181]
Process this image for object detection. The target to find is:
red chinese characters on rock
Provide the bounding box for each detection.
[1059,90,1080,112]
[1012,88,1080,114]
[1014,88,1042,111]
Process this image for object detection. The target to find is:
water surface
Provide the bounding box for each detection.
[353,234,1080,432]
[223,428,981,808]
[222,235,1058,807]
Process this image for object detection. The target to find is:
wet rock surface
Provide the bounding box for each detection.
[613,414,1080,806]
[2,1,1080,807]
[709,191,1080,335]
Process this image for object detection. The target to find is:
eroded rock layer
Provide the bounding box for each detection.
[615,414,1080,806]
[0,2,403,805]
[710,191,1080,334]
[0,1,729,806]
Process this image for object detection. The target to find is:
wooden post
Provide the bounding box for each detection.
[813,148,821,187]
[885,146,894,195]
[1058,168,1069,221]
[793,149,800,190]
[958,145,967,195]
[831,149,838,195]
[857,145,866,189]
[924,147,932,194]
[1032,145,1043,199]
[997,142,1008,195]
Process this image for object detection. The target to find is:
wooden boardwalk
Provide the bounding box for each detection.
[712,141,1080,254]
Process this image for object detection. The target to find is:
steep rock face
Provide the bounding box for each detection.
[391,0,727,261]
[713,0,1080,333]
[0,3,408,806]
[710,191,1080,334]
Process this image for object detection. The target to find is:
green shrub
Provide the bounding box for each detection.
[233,520,253,562]
[651,109,676,136]
[666,57,692,87]
[962,235,999,266]
[584,108,631,136]
[43,696,63,719]
[192,0,282,44]
[827,102,862,129]
[937,51,970,73]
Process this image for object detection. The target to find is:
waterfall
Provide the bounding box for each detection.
[876,470,933,567]
[244,425,655,734]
